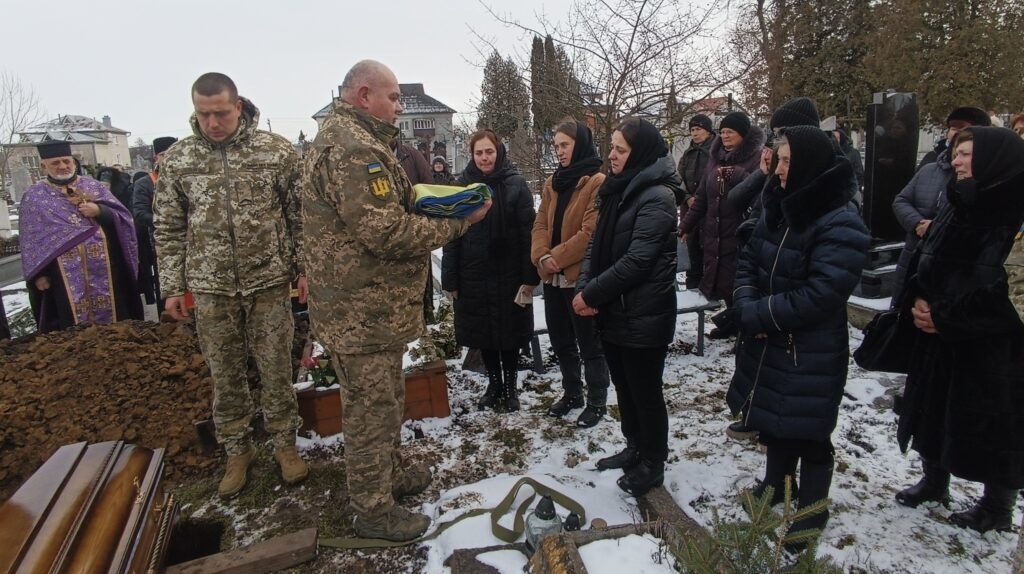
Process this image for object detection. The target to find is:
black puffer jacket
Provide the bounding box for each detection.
[577,156,680,348]
[443,159,539,350]
[727,156,870,441]
[897,127,1024,488]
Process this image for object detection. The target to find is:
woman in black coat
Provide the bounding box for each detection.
[727,126,869,542]
[573,118,679,496]
[442,130,539,412]
[894,126,1024,533]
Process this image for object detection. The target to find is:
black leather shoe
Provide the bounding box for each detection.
[895,478,950,508]
[617,459,664,497]
[596,444,639,471]
[575,405,606,428]
[548,394,584,417]
[949,484,1017,533]
[478,373,502,411]
[726,420,759,441]
[708,327,736,340]
[949,504,1014,533]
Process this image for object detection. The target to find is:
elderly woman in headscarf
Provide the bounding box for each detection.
[532,118,610,428]
[727,126,869,547]
[573,117,680,497]
[894,127,1024,534]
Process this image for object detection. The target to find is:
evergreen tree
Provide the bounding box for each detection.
[530,36,548,136]
[478,52,530,139]
[865,0,1024,122]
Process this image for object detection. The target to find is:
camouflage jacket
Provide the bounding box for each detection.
[302,102,468,354]
[154,97,303,297]
[1007,230,1024,323]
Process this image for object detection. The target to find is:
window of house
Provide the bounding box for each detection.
[414,118,435,130]
[22,155,39,169]
[400,121,410,131]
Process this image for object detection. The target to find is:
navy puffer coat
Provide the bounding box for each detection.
[727,151,870,441]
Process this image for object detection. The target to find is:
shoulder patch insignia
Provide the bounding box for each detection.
[370,177,391,199]
[367,162,383,175]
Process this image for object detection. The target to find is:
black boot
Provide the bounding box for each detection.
[750,446,799,507]
[895,458,950,508]
[617,459,664,497]
[503,367,520,412]
[785,458,833,554]
[949,483,1017,533]
[478,369,502,410]
[596,442,640,471]
[548,394,584,417]
[576,405,606,428]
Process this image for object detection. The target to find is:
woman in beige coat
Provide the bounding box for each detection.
[532,119,611,428]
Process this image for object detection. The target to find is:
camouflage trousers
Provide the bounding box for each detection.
[1006,237,1024,323]
[329,348,405,516]
[193,284,301,455]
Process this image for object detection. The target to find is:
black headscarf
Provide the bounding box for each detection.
[949,126,1024,207]
[461,135,516,259]
[550,121,603,247]
[590,118,668,278]
[462,136,512,186]
[778,126,836,193]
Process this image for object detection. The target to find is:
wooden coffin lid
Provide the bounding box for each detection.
[0,441,170,574]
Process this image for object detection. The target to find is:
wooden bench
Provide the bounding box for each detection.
[527,298,722,373]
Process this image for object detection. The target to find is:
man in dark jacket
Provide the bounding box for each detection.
[677,114,715,289]
[891,106,990,299]
[132,136,177,306]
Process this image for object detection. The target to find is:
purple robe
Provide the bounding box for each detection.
[20,176,141,329]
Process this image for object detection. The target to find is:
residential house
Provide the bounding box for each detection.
[4,115,131,201]
[313,83,463,172]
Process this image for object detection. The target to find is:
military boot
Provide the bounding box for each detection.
[596,441,640,471]
[503,366,520,412]
[393,461,433,498]
[218,447,256,499]
[274,446,309,485]
[478,370,502,410]
[353,505,431,542]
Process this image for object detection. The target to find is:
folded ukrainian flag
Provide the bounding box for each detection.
[414,183,492,218]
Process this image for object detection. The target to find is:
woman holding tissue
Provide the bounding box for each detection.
[531,118,611,428]
[574,117,679,496]
[443,129,539,412]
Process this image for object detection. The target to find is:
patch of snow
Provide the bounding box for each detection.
[849,295,892,311]
[475,549,528,573]
[578,534,677,574]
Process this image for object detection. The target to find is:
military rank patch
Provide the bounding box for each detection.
[367,162,383,175]
[370,177,391,198]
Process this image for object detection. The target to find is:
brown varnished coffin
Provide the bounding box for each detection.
[0,441,178,574]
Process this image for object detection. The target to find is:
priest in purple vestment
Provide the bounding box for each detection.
[19,141,143,332]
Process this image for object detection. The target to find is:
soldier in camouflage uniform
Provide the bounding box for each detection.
[1007,228,1024,322]
[154,73,308,498]
[301,60,490,542]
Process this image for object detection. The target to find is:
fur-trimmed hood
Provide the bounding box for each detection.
[764,157,857,231]
[709,124,766,167]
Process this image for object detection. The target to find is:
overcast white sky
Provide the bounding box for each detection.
[3,0,559,144]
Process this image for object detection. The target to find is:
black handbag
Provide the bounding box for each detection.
[853,309,912,373]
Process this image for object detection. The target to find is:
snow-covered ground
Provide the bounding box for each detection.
[394,292,1017,573]
[192,285,1018,573]
[2,281,29,318]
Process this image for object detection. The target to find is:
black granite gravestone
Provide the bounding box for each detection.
[855,91,919,298]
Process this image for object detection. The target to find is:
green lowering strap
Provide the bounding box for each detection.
[318,476,587,550]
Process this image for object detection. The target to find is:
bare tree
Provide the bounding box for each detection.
[482,0,752,157]
[0,72,44,198]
